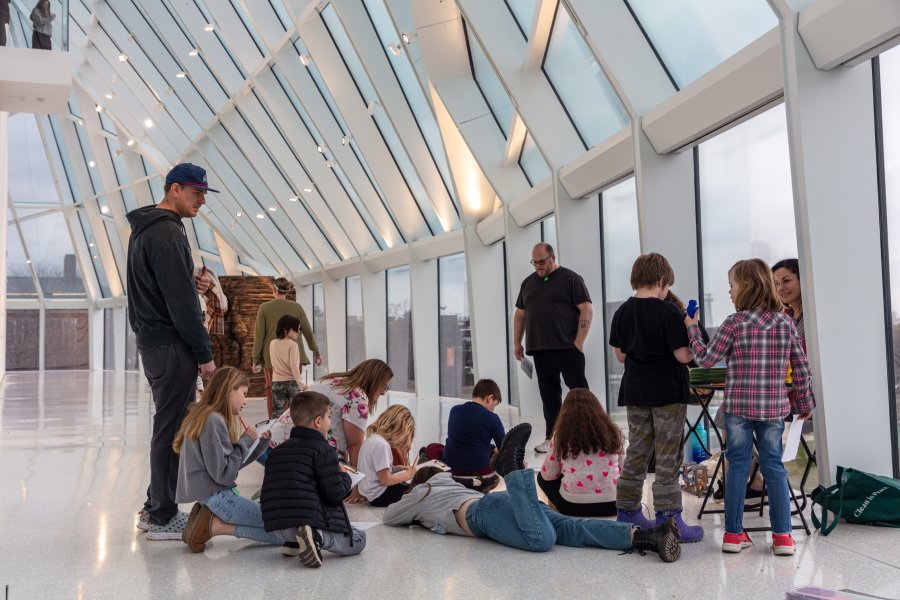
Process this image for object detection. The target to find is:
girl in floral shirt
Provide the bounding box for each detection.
[538,389,625,517]
[685,259,814,558]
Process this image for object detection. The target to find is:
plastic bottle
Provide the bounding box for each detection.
[692,421,709,463]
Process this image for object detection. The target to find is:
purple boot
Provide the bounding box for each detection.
[656,508,704,543]
[616,507,655,530]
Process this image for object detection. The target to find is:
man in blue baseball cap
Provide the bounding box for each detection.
[126,163,219,540]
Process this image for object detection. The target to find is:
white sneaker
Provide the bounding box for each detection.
[136,509,151,532]
[534,439,550,453]
[145,511,190,541]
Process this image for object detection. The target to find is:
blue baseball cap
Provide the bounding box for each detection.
[165,163,220,193]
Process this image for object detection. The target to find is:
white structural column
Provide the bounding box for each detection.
[361,265,387,362]
[0,110,8,380]
[323,275,347,373]
[771,0,894,480]
[410,251,439,397]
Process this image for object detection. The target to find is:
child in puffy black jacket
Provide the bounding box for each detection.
[261,391,366,568]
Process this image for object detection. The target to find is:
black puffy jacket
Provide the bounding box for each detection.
[261,426,352,534]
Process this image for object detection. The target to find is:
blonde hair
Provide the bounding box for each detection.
[366,404,415,450]
[320,359,393,414]
[729,259,783,312]
[173,367,249,453]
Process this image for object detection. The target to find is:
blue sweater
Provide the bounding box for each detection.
[442,402,505,473]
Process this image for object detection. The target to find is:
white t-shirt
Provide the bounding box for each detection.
[358,434,393,501]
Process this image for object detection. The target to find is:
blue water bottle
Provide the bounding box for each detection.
[687,299,699,318]
[692,421,709,463]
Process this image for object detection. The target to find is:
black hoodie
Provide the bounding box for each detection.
[126,205,212,364]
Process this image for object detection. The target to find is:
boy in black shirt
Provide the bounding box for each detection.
[261,391,366,567]
[608,253,704,543]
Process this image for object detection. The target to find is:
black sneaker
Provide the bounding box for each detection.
[631,518,682,563]
[490,423,532,476]
[295,525,323,568]
[713,479,725,504]
[745,485,763,500]
[280,541,300,557]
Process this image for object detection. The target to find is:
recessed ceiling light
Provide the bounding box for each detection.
[341,135,350,146]
[144,118,154,128]
[324,160,335,168]
[26,259,31,264]
[100,205,110,214]
[204,24,215,32]
[93,255,100,260]
[88,242,94,247]
[176,71,187,78]
[126,139,135,146]
[118,53,128,62]
[188,48,200,56]
[78,119,85,126]
[316,145,324,153]
[95,105,103,112]
[388,43,401,57]
[288,196,298,202]
[88,160,96,168]
[104,93,114,100]
[268,206,277,212]
[302,187,312,193]
[401,32,417,44]
[255,213,264,219]
[299,54,309,66]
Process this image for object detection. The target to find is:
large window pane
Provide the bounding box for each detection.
[346,276,365,368]
[45,310,90,370]
[601,178,639,424]
[519,133,551,186]
[387,266,415,393]
[312,283,328,379]
[628,0,777,89]
[16,212,86,298]
[5,310,40,371]
[543,5,629,148]
[505,0,538,39]
[698,104,796,328]
[879,47,900,473]
[439,253,474,398]
[466,23,515,139]
[6,218,38,299]
[104,308,115,370]
[541,215,557,254]
[8,114,58,204]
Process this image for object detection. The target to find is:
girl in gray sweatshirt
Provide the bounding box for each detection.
[173,367,280,551]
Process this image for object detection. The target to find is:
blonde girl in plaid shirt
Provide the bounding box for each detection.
[685,259,815,556]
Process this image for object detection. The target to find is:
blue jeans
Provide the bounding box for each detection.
[201,489,282,545]
[724,414,791,534]
[465,469,633,552]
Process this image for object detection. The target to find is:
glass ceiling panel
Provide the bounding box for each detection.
[627,0,777,89]
[8,114,59,204]
[48,116,81,205]
[77,211,112,298]
[17,212,87,298]
[193,217,220,255]
[505,0,539,40]
[465,23,515,139]
[543,4,629,148]
[519,132,551,186]
[320,4,442,235]
[362,0,457,209]
[6,215,39,299]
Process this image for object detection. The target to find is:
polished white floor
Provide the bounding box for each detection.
[1,371,899,600]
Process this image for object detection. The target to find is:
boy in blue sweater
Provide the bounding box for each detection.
[441,379,505,489]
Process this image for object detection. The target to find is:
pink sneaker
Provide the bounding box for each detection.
[722,531,753,553]
[772,533,795,556]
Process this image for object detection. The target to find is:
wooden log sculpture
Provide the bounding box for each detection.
[210,276,295,398]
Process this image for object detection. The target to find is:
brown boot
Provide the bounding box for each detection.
[182,503,214,553]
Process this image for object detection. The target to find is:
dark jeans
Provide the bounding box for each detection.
[139,342,198,525]
[369,483,409,507]
[532,348,589,437]
[537,476,617,517]
[32,31,51,49]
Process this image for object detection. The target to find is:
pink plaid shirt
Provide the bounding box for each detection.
[688,310,815,422]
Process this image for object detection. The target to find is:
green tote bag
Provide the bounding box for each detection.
[810,466,900,535]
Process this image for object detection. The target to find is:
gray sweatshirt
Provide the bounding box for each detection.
[176,412,268,503]
[382,473,483,536]
[30,7,54,36]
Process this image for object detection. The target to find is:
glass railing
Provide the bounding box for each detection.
[6,0,69,51]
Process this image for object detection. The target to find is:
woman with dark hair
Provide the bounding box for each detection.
[30,0,54,49]
[538,389,624,517]
[772,258,805,344]
[269,314,307,417]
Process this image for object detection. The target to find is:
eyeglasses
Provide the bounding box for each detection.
[530,256,552,267]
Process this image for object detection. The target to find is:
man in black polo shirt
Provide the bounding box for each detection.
[513,243,593,453]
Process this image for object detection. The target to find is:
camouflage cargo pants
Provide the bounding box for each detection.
[616,404,686,513]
